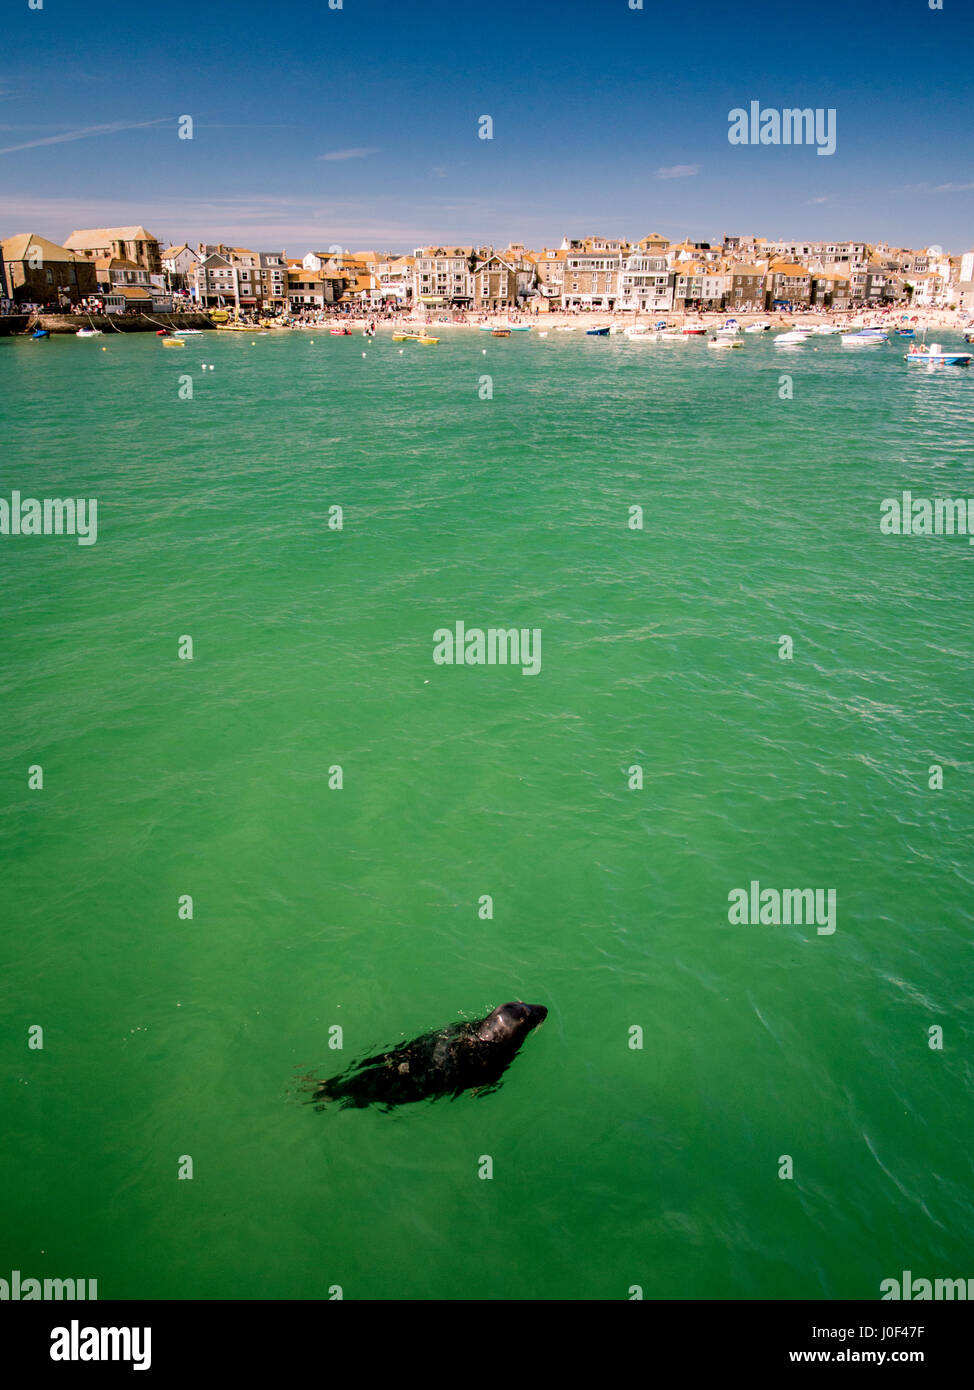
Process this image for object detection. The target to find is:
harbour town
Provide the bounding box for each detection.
[2,225,973,344]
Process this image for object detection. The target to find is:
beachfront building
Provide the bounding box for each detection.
[502,246,543,307]
[472,252,522,311]
[809,268,850,309]
[89,255,170,312]
[63,226,162,274]
[725,263,768,312]
[0,233,98,306]
[765,260,812,309]
[93,256,152,293]
[161,244,200,296]
[194,246,289,312]
[908,270,949,307]
[530,248,567,306]
[195,251,238,308]
[672,262,726,311]
[846,265,868,305]
[560,237,629,310]
[228,249,288,313]
[373,254,414,306]
[287,267,346,310]
[863,261,897,304]
[956,251,974,312]
[617,240,673,313]
[412,246,477,309]
[809,268,851,310]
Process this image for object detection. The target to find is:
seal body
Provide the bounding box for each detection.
[312,1001,547,1109]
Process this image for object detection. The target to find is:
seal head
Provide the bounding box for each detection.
[477,1001,548,1044]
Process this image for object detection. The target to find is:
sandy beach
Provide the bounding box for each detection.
[319,305,970,334]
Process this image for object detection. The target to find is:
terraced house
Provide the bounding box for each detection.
[726,263,768,312]
[766,260,811,308]
[195,251,237,307]
[618,239,673,312]
[239,249,288,312]
[286,267,345,310]
[472,251,522,310]
[530,248,567,305]
[413,246,477,308]
[160,244,200,294]
[672,262,727,311]
[809,267,850,310]
[561,236,630,311]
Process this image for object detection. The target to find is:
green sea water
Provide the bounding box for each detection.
[1,326,972,1301]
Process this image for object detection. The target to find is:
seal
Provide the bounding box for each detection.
[311,1001,548,1109]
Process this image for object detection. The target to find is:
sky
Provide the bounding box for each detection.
[2,0,973,255]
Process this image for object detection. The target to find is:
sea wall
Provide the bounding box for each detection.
[30,312,216,335]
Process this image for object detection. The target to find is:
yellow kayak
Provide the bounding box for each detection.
[392,333,439,344]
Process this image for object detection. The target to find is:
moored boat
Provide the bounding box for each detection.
[586,326,610,336]
[391,332,439,344]
[161,336,186,347]
[841,330,888,346]
[491,328,511,337]
[774,330,809,345]
[76,327,102,337]
[905,343,972,366]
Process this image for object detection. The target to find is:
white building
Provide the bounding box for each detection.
[617,247,673,312]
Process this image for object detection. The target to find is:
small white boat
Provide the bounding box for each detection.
[715,323,740,336]
[682,324,707,335]
[905,343,972,366]
[623,325,654,339]
[841,330,888,347]
[174,328,204,336]
[707,337,742,350]
[76,327,101,337]
[810,325,840,335]
[774,330,809,345]
[744,322,769,333]
[556,326,577,332]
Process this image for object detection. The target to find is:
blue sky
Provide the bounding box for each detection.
[2,0,972,253]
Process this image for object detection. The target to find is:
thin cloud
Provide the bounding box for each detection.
[806,196,830,204]
[319,147,379,162]
[935,182,974,193]
[657,164,699,179]
[0,118,170,156]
